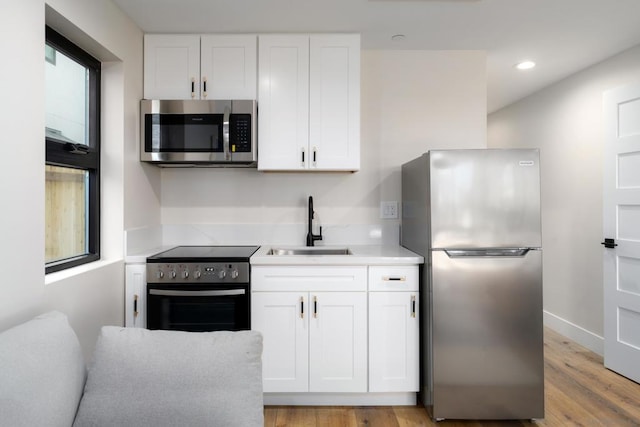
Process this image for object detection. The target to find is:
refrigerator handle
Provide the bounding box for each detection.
[444,248,532,258]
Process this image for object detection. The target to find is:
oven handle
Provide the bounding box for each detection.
[149,289,245,297]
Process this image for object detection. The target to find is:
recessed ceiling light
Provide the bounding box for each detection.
[515,60,536,70]
[391,34,406,42]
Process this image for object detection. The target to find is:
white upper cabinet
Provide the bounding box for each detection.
[257,35,310,170]
[258,34,360,171]
[144,34,257,100]
[309,35,360,171]
[144,35,200,100]
[200,35,257,99]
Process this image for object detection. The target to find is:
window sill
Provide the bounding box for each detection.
[45,257,123,286]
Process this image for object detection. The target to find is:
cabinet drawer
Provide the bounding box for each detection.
[252,266,367,292]
[368,266,419,291]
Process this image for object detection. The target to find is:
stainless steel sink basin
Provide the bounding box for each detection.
[267,247,352,256]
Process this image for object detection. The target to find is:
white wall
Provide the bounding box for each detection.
[160,50,487,234]
[488,44,640,353]
[0,0,149,360]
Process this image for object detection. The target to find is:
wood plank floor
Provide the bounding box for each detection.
[264,327,640,426]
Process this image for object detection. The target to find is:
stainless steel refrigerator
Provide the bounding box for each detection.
[401,149,544,420]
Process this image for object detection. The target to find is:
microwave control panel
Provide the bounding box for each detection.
[229,114,252,153]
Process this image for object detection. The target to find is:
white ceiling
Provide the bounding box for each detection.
[112,0,640,113]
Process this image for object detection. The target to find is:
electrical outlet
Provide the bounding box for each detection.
[380,201,398,219]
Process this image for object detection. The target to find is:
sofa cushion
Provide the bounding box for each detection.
[73,327,263,427]
[0,311,86,427]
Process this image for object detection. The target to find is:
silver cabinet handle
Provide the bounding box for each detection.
[301,147,306,167]
[191,78,196,98]
[149,289,245,297]
[300,296,305,319]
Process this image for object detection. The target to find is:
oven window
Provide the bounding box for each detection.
[145,114,224,152]
[147,286,249,332]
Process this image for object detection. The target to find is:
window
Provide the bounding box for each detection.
[45,26,100,273]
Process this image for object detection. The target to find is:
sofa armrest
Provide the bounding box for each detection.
[73,327,263,427]
[0,311,86,427]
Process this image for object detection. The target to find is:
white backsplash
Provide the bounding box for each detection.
[125,222,400,256]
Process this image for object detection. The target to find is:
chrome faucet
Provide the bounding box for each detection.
[306,196,323,247]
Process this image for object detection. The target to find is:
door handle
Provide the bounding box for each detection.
[601,238,618,249]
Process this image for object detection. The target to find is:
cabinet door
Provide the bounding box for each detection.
[125,264,146,328]
[200,35,257,99]
[144,34,200,99]
[257,35,310,171]
[309,34,360,171]
[309,292,367,392]
[369,292,419,392]
[251,292,309,392]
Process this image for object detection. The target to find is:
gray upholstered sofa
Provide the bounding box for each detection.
[0,311,264,427]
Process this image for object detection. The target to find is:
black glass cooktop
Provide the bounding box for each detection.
[147,245,260,262]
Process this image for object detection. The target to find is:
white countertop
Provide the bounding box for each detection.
[124,246,173,264]
[125,244,423,265]
[250,245,423,266]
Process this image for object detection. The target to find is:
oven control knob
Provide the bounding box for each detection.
[181,270,189,279]
[169,270,176,279]
[193,270,201,279]
[218,270,226,279]
[231,270,239,279]
[156,270,164,279]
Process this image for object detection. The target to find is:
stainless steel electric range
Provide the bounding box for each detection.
[146,245,260,332]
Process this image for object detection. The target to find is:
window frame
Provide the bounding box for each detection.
[45,26,101,274]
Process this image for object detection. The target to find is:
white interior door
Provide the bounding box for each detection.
[603,83,640,383]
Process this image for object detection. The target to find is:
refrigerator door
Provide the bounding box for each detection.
[429,149,541,249]
[431,249,544,420]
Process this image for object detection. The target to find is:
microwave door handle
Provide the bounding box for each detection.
[223,105,231,161]
[149,289,246,297]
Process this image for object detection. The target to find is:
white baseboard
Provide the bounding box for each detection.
[263,392,417,406]
[543,310,604,356]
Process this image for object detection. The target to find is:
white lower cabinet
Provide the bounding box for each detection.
[125,264,147,328]
[309,292,367,392]
[251,264,418,402]
[251,292,309,392]
[368,266,419,392]
[251,266,367,393]
[368,292,419,392]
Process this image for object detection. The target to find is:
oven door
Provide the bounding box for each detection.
[146,284,249,332]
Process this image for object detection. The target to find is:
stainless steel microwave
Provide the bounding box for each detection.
[140,99,257,166]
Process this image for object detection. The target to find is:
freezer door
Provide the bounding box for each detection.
[429,149,541,249]
[430,249,544,420]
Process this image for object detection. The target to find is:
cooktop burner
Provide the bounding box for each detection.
[147,245,260,262]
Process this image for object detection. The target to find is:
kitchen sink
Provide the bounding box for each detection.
[267,247,352,256]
